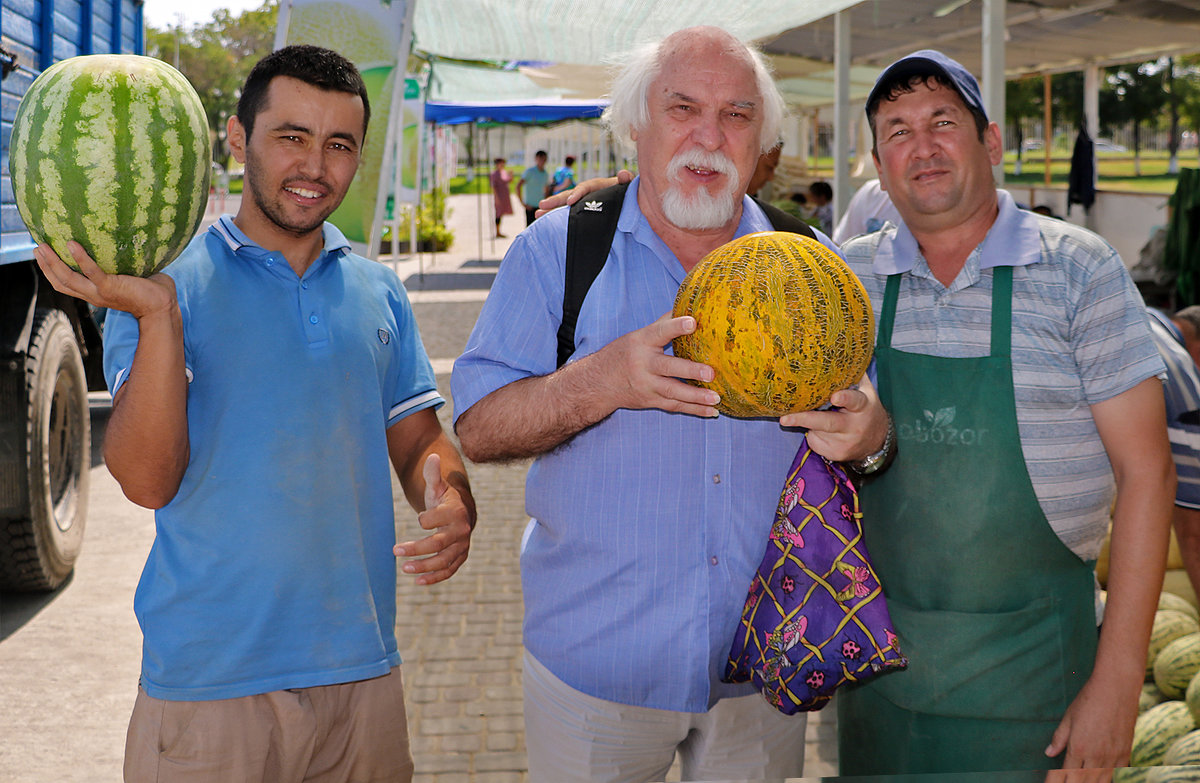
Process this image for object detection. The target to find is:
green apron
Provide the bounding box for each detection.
[837,266,1098,775]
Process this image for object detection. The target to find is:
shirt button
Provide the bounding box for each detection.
[265,258,274,267]
[711,556,719,566]
[301,282,309,290]
[309,314,319,324]
[712,474,721,484]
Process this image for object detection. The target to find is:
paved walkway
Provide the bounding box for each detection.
[385,194,839,782]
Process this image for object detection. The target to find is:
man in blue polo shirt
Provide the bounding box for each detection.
[453,26,888,782]
[517,149,551,226]
[34,45,475,783]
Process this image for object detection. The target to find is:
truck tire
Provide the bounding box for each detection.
[0,309,90,590]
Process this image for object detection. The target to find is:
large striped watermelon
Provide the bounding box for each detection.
[1157,634,1200,700]
[1161,593,1200,622]
[1165,729,1200,766]
[1145,682,1171,713]
[1187,670,1200,724]
[1133,700,1196,767]
[1152,613,1200,681]
[672,231,875,417]
[9,54,210,277]
[1147,766,1200,782]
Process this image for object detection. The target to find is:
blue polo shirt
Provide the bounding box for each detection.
[452,179,834,712]
[103,217,443,700]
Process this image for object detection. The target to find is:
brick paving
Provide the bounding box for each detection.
[387,195,839,782]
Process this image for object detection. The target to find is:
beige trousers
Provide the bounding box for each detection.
[522,651,807,783]
[123,667,413,783]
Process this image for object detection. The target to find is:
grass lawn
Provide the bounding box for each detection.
[447,165,524,195]
[446,155,1200,196]
[1004,150,1198,194]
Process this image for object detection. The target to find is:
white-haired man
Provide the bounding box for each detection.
[452,25,888,782]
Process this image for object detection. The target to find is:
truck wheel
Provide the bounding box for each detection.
[0,309,90,590]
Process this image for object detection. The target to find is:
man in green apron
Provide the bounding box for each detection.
[785,50,1175,774]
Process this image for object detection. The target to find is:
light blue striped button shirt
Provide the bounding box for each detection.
[1147,309,1200,508]
[840,191,1165,561]
[452,178,830,712]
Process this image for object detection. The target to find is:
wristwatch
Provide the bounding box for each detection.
[849,417,895,475]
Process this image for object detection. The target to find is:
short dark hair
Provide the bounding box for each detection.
[867,73,988,151]
[236,45,370,141]
[809,181,832,201]
[535,150,548,158]
[1176,306,1200,337]
[564,156,576,166]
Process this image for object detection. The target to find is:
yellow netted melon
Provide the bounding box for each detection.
[671,231,875,418]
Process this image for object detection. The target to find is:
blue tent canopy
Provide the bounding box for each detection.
[423,99,607,126]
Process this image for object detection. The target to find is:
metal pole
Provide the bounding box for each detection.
[833,10,851,225]
[982,0,1007,185]
[1043,74,1052,187]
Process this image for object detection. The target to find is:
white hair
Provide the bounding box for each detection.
[602,27,785,154]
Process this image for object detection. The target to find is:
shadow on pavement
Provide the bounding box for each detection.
[90,399,110,469]
[403,271,497,291]
[0,572,73,642]
[0,404,110,641]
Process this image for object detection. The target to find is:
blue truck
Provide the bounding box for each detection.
[1,0,145,589]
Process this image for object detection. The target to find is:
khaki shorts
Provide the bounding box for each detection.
[124,667,413,783]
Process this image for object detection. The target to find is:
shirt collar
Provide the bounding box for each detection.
[210,215,352,261]
[869,189,1043,275]
[1148,307,1185,345]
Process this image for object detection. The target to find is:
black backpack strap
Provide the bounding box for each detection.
[557,182,630,368]
[752,195,817,239]
[555,187,813,368]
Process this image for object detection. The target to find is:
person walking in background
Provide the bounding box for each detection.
[452,25,888,783]
[550,154,577,195]
[490,157,514,238]
[34,45,476,783]
[517,150,550,226]
[825,48,1172,774]
[807,180,834,235]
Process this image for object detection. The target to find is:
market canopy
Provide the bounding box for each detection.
[425,99,607,126]
[412,0,862,66]
[422,59,609,125]
[414,0,1200,105]
[763,0,1200,78]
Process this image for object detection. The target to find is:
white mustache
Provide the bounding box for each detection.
[668,149,737,183]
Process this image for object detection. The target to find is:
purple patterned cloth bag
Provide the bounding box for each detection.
[724,437,907,714]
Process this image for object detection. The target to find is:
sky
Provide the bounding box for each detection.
[143,0,268,30]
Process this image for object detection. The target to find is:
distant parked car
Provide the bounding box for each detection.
[1094,139,1128,152]
[1021,138,1044,151]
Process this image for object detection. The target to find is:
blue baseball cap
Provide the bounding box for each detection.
[866,49,987,121]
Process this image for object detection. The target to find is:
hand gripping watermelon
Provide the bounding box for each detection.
[9,54,211,277]
[672,231,875,417]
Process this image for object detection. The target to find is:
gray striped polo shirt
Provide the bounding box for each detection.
[841,190,1164,561]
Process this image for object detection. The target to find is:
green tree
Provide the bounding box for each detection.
[1177,55,1200,165]
[1050,71,1085,138]
[1100,60,1167,175]
[1006,76,1043,174]
[146,1,278,164]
